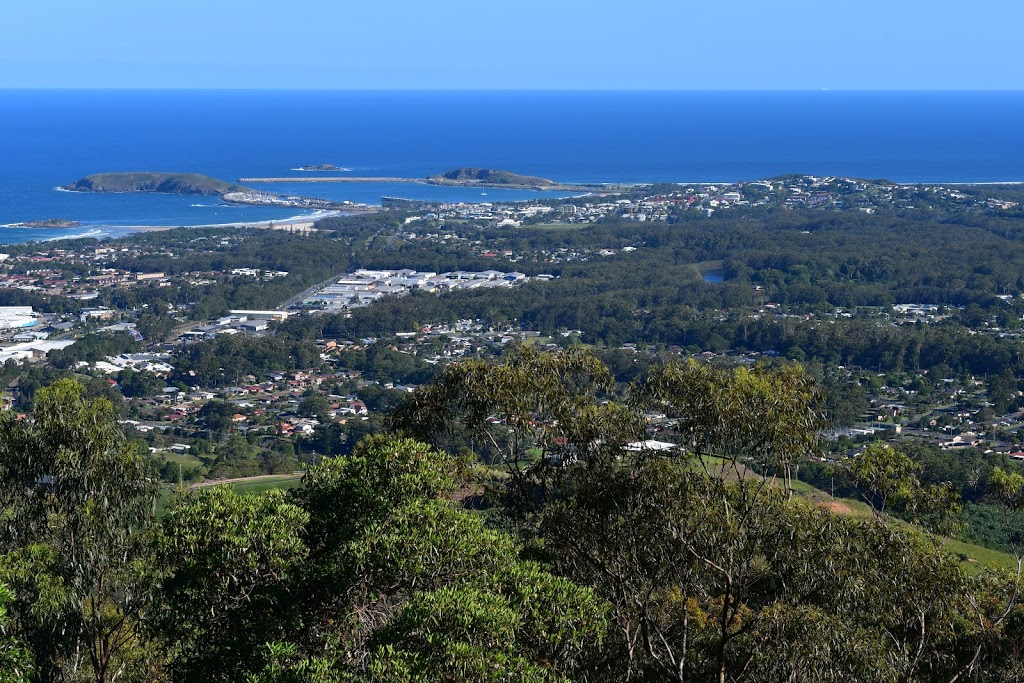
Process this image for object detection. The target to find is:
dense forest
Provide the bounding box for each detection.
[1,349,1022,682]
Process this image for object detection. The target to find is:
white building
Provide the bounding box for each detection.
[228,310,290,321]
[0,306,38,330]
[0,339,75,364]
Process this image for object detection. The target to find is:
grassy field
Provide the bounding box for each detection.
[161,452,205,468]
[688,456,1017,571]
[944,538,1021,572]
[791,482,1018,571]
[155,474,304,516]
[227,475,304,496]
[148,460,1018,572]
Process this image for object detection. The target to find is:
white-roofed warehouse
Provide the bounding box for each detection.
[0,306,38,330]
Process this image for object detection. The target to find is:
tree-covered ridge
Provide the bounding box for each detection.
[0,381,608,683]
[1,350,1022,682]
[63,172,249,196]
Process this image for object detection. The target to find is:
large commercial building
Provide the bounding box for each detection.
[0,306,38,330]
[0,339,74,364]
[227,310,291,321]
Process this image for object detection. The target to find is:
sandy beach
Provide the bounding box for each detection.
[103,209,349,234]
[0,210,359,245]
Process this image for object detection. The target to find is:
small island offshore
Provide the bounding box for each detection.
[64,172,248,196]
[295,164,350,172]
[426,168,559,188]
[9,218,82,229]
[60,168,597,217]
[238,167,605,191]
[62,172,374,212]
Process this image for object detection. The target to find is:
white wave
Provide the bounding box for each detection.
[285,209,339,221]
[44,229,106,242]
[247,210,335,223]
[189,209,342,229]
[254,210,337,223]
[945,181,1024,185]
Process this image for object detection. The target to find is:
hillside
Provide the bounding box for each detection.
[64,172,248,196]
[427,167,558,187]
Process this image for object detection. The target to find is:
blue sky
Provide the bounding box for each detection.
[1,0,1021,89]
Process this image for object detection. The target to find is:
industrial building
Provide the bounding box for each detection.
[0,306,38,330]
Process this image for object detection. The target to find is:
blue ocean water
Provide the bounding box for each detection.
[2,90,1024,243]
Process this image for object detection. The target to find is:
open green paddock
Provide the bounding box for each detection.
[155,473,304,515]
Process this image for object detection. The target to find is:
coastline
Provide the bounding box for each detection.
[99,209,345,232]
[9,172,1024,246]
[0,211,347,246]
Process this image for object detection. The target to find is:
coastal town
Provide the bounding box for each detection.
[2,173,1024,484]
[5,288,1024,479]
[384,173,1022,226]
[9,6,1024,679]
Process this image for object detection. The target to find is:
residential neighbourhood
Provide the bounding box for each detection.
[2,175,1024,484]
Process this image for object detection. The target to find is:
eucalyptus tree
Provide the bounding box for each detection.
[0,583,33,682]
[535,448,1009,682]
[154,487,310,683]
[389,345,643,513]
[634,359,824,494]
[0,379,158,683]
[848,442,964,535]
[394,350,1024,681]
[158,435,609,683]
[291,435,608,682]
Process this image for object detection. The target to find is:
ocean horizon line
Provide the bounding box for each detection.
[5,89,1024,231]
[4,87,1024,94]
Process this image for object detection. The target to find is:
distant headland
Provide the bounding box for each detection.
[63,172,249,196]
